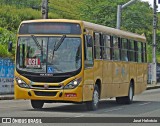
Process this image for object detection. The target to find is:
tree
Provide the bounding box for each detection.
[0,27,15,58]
[0,0,159,62]
[79,0,158,62]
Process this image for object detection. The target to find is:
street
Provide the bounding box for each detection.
[0,88,160,125]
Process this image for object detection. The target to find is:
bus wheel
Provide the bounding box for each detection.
[31,100,44,109]
[86,85,99,111]
[126,83,134,104]
[116,83,134,104]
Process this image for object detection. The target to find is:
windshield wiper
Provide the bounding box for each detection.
[54,35,66,51]
[52,35,66,58]
[31,35,42,50]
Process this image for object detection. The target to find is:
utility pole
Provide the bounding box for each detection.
[41,0,48,19]
[152,0,157,85]
[116,0,137,29]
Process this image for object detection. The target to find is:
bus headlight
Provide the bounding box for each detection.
[64,77,82,89]
[15,77,30,88]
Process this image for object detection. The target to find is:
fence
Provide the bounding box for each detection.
[0,58,14,94]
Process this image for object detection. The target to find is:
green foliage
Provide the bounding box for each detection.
[0,0,160,63]
[147,45,152,63]
[0,3,42,59]
[79,0,127,27]
[0,44,12,58]
[0,5,41,31]
[0,27,15,58]
[48,0,83,19]
[0,27,15,44]
[78,0,160,63]
[0,0,41,9]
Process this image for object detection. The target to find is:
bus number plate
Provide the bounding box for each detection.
[26,58,40,68]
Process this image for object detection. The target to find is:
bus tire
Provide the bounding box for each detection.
[31,100,44,109]
[126,83,134,104]
[86,85,99,111]
[116,83,134,104]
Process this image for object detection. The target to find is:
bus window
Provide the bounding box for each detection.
[112,36,120,61]
[121,38,128,61]
[137,42,142,63]
[84,35,93,68]
[121,51,128,61]
[143,43,147,62]
[100,34,104,59]
[94,33,101,59]
[104,35,111,60]
[128,40,135,62]
[19,44,25,68]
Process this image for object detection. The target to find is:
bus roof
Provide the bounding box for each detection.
[20,19,146,42]
[82,21,146,42]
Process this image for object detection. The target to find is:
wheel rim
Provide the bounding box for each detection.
[93,90,99,106]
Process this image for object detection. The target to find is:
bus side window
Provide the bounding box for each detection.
[121,38,128,61]
[128,40,135,62]
[137,42,142,63]
[84,35,93,68]
[143,43,147,62]
[94,32,101,59]
[112,36,120,61]
[103,35,111,60]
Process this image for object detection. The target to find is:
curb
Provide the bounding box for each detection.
[0,95,14,100]
[146,85,160,90]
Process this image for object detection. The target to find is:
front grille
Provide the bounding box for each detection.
[20,73,73,83]
[34,91,57,96]
[30,85,62,90]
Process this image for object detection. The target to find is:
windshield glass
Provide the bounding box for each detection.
[17,36,81,74]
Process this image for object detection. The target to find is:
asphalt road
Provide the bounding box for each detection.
[0,89,160,126]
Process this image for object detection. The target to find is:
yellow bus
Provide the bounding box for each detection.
[14,19,147,110]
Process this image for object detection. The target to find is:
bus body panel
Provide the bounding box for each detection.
[93,60,103,82]
[102,60,113,98]
[135,63,145,94]
[143,63,148,89]
[83,68,94,101]
[121,62,130,83]
[93,60,103,97]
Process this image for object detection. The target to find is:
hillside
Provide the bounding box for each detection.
[0,0,160,62]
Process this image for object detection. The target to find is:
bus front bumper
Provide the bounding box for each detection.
[14,84,83,102]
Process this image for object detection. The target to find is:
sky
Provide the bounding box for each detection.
[141,0,160,12]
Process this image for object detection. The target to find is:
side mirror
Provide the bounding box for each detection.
[8,41,12,52]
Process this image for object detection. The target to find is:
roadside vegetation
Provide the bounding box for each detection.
[0,0,160,62]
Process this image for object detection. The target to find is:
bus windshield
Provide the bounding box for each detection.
[17,36,81,74]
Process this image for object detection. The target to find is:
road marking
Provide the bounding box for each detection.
[139,102,151,106]
[74,115,84,117]
[61,115,84,121]
[104,108,122,112]
[0,105,28,109]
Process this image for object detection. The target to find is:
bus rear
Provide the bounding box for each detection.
[14,19,86,108]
